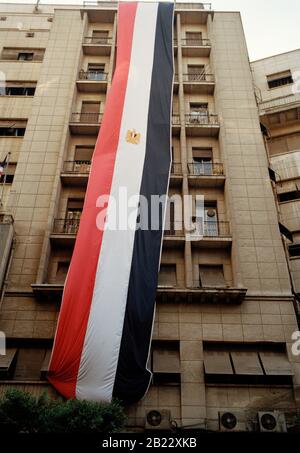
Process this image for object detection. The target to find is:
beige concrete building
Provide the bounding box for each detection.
[251,50,300,323]
[0,1,299,432]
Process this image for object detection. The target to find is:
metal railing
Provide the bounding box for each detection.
[181,38,211,47]
[62,160,91,174]
[182,73,214,83]
[193,220,230,237]
[53,218,80,235]
[78,70,108,81]
[188,162,224,176]
[83,36,112,45]
[171,162,182,175]
[70,112,102,124]
[185,113,219,126]
[164,220,230,237]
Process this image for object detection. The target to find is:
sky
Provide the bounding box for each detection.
[1,0,300,61]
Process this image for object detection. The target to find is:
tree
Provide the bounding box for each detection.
[0,389,126,433]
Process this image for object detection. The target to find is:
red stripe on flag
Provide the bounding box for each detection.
[48,2,138,399]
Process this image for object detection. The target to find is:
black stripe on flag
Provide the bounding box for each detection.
[113,2,174,404]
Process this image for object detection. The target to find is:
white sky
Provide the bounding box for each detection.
[1,0,300,60]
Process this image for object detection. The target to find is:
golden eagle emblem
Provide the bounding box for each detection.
[126,129,141,145]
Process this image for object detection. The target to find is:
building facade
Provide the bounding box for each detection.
[0,1,299,432]
[251,50,300,324]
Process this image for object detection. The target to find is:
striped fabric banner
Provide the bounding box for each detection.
[48,1,174,404]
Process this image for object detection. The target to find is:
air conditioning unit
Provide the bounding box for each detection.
[258,411,287,433]
[219,411,247,432]
[145,410,172,430]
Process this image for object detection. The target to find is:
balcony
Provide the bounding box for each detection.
[170,161,183,187]
[164,219,231,248]
[81,2,117,23]
[156,286,247,305]
[175,3,213,25]
[50,218,80,245]
[82,36,112,56]
[182,73,215,94]
[69,112,102,135]
[189,220,232,248]
[60,160,91,186]
[76,70,108,93]
[185,113,220,137]
[188,162,225,187]
[31,283,246,306]
[181,38,211,57]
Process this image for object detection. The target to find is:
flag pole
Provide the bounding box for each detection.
[0,152,11,209]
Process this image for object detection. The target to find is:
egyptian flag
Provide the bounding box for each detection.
[0,155,8,177]
[48,2,174,404]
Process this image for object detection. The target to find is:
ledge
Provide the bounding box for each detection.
[31,284,247,305]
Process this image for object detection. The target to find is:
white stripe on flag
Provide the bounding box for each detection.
[76,2,159,402]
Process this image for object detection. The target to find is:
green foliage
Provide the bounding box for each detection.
[0,389,126,433]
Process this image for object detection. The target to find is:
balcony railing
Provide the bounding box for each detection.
[193,220,230,237]
[185,113,219,125]
[78,70,108,81]
[70,112,102,124]
[181,38,211,47]
[164,220,230,237]
[83,36,112,45]
[182,73,214,83]
[171,162,182,175]
[53,218,80,235]
[176,3,212,10]
[62,160,91,174]
[188,162,224,176]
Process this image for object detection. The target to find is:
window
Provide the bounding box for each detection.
[0,163,16,184]
[26,32,35,38]
[80,101,100,123]
[150,341,180,385]
[289,244,300,258]
[91,30,109,44]
[73,145,93,172]
[17,52,34,61]
[189,103,209,123]
[0,85,36,96]
[191,147,213,175]
[199,264,225,288]
[87,63,106,80]
[1,47,44,61]
[0,17,7,21]
[195,201,219,237]
[278,190,300,203]
[187,65,205,81]
[185,31,202,45]
[267,70,293,89]
[158,264,177,288]
[0,127,25,137]
[203,343,293,385]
